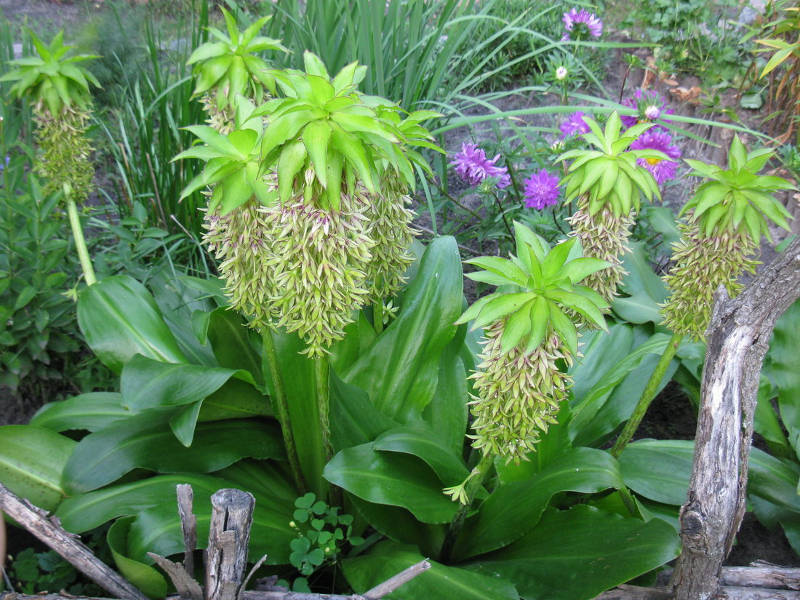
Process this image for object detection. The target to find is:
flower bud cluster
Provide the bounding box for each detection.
[34,106,94,202]
[568,194,634,303]
[469,321,573,464]
[662,222,757,340]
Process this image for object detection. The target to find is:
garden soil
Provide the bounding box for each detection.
[2,0,799,578]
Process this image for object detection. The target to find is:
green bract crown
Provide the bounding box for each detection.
[187,8,286,108]
[681,136,795,243]
[456,222,610,357]
[175,98,269,214]
[1,30,100,115]
[558,112,663,216]
[256,52,440,210]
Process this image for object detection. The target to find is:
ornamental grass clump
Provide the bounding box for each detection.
[448,223,609,477]
[558,112,664,302]
[662,136,794,340]
[1,30,100,285]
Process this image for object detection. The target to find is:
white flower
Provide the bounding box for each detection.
[555,66,568,80]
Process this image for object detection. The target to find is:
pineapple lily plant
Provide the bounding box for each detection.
[1,30,100,285]
[7,15,799,600]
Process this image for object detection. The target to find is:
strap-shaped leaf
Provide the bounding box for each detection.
[302,120,332,188]
[277,140,308,203]
[472,293,535,330]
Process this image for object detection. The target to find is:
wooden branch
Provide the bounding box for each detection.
[363,559,431,599]
[148,553,203,600]
[594,584,800,599]
[670,238,800,600]
[0,483,148,600]
[177,484,197,578]
[205,489,255,600]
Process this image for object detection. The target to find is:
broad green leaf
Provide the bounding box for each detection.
[206,308,263,387]
[344,542,519,600]
[63,416,284,493]
[455,447,624,559]
[78,276,188,373]
[107,518,167,599]
[271,329,328,498]
[331,372,398,451]
[342,237,462,422]
[56,473,294,564]
[348,496,445,559]
[469,505,680,600]
[323,443,458,524]
[422,329,469,456]
[30,392,130,432]
[0,425,75,511]
[764,299,800,460]
[373,425,469,486]
[121,354,251,412]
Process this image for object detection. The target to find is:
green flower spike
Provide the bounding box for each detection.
[456,222,609,463]
[1,29,100,116]
[662,136,795,339]
[558,112,664,302]
[187,8,286,109]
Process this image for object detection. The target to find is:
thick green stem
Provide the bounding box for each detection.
[373,300,384,334]
[440,451,495,562]
[610,333,684,458]
[315,356,333,462]
[65,191,96,286]
[262,329,306,492]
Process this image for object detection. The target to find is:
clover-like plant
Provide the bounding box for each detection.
[662,136,795,339]
[558,112,664,301]
[1,29,100,285]
[187,8,286,111]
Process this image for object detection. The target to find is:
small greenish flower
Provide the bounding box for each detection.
[662,137,794,340]
[456,223,609,463]
[1,29,100,115]
[187,8,286,109]
[558,112,664,302]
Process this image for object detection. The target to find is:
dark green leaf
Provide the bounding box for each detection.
[0,425,75,511]
[344,541,519,600]
[469,505,679,600]
[30,393,130,432]
[455,447,623,559]
[77,276,188,373]
[323,443,458,524]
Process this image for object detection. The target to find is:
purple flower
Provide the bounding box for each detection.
[562,8,603,40]
[621,89,673,129]
[523,169,561,210]
[559,111,591,138]
[450,142,511,189]
[630,129,681,185]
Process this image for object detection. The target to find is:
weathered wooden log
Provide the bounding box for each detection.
[0,483,148,600]
[176,484,197,578]
[205,489,255,600]
[594,584,800,599]
[670,237,800,600]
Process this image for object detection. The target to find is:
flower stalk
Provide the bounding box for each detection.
[65,185,96,286]
[262,329,306,492]
[610,332,683,457]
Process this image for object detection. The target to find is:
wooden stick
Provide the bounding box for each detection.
[205,489,255,600]
[364,559,431,599]
[177,484,197,578]
[593,584,800,599]
[148,553,203,600]
[671,237,800,600]
[0,483,148,600]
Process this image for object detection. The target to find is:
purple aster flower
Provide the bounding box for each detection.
[629,129,681,185]
[450,142,511,189]
[621,89,674,129]
[523,169,561,210]
[562,8,603,41]
[559,111,591,138]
